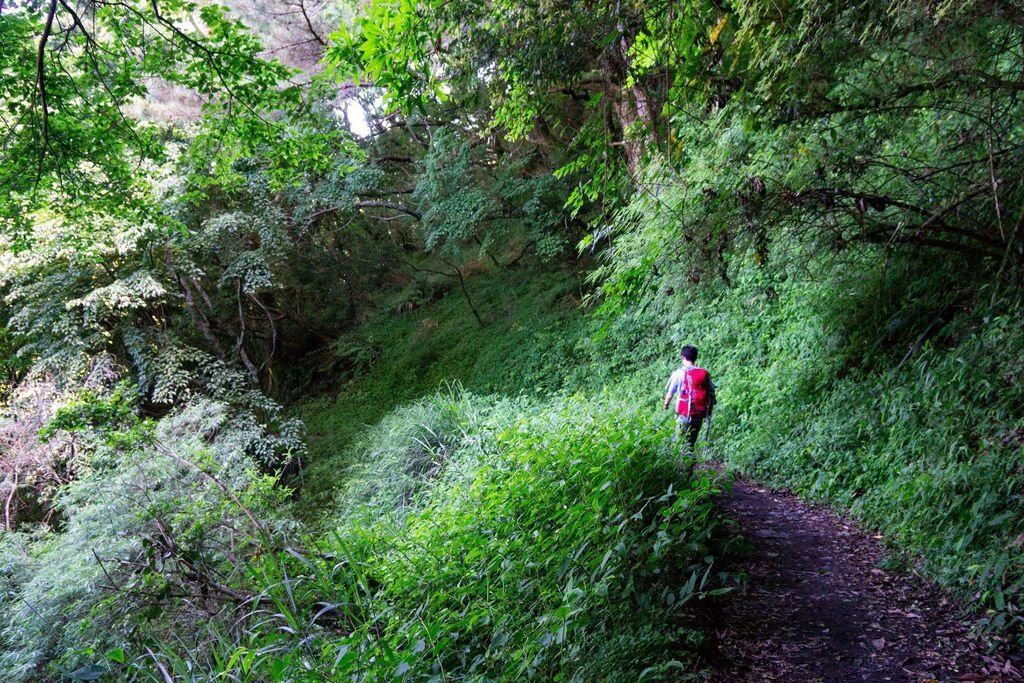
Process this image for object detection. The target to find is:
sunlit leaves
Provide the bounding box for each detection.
[0,0,343,242]
[326,0,445,115]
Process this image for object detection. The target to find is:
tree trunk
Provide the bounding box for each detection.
[443,259,486,328]
[599,34,658,175]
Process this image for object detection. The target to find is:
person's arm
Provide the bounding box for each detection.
[663,372,678,410]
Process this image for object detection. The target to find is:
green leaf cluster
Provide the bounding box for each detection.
[151,389,731,680]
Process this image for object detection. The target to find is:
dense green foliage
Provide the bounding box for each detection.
[1,0,1024,678]
[143,391,729,681]
[708,263,1024,636]
[0,0,338,243]
[0,397,290,679]
[293,268,592,522]
[651,246,1024,636]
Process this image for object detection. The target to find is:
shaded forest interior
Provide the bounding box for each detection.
[0,0,1023,679]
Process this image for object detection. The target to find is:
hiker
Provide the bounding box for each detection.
[662,345,716,455]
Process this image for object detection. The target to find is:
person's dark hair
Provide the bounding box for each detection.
[680,345,698,362]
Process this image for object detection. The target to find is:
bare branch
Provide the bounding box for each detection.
[354,200,422,220]
[294,0,326,46]
[35,0,58,168]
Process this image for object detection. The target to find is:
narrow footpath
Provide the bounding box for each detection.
[702,477,1023,682]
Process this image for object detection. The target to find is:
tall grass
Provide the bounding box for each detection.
[657,249,1024,638]
[145,389,732,681]
[291,268,593,525]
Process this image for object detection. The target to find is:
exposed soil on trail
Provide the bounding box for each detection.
[701,476,1023,682]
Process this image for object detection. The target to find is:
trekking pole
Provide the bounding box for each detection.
[699,414,713,462]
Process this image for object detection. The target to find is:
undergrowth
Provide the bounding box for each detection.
[297,239,1024,647]
[651,249,1024,640]
[291,268,598,524]
[144,389,733,681]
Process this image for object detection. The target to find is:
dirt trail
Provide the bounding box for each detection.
[702,477,1022,682]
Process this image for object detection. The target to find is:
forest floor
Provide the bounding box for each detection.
[700,475,1023,682]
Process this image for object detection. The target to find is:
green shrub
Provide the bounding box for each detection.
[156,389,730,681]
[587,155,1024,639]
[647,246,1024,639]
[0,401,291,681]
[291,268,594,524]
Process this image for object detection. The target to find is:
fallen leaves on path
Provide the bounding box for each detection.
[699,478,1022,682]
